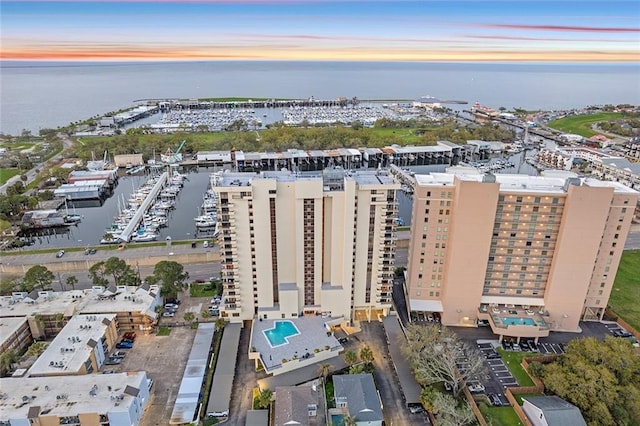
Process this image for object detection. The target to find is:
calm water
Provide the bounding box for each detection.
[2,61,639,135]
[20,167,212,249]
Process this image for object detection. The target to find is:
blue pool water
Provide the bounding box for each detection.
[503,317,537,326]
[331,414,346,426]
[263,321,300,347]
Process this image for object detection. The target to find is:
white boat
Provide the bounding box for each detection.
[132,231,158,242]
[195,215,217,228]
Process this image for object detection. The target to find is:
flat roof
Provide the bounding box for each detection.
[0,317,28,348]
[28,314,116,376]
[0,290,87,318]
[207,322,241,415]
[216,170,398,189]
[79,285,160,319]
[415,170,638,195]
[170,323,216,425]
[382,316,422,405]
[0,372,148,420]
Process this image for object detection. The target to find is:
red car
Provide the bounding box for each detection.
[123,332,136,340]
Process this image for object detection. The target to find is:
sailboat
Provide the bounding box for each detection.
[63,199,82,224]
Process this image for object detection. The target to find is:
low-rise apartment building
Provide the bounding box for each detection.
[406,168,638,339]
[27,314,118,377]
[0,372,150,426]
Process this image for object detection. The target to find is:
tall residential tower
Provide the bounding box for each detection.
[406,169,637,339]
[213,169,400,323]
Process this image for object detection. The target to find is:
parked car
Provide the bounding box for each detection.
[111,351,127,359]
[104,357,122,365]
[467,381,485,393]
[408,403,424,414]
[84,248,97,255]
[489,394,502,406]
[116,341,133,349]
[163,311,175,318]
[103,370,117,374]
[485,351,500,359]
[613,329,632,338]
[519,341,531,351]
[122,332,136,340]
[338,337,349,344]
[444,382,453,392]
[512,343,521,351]
[164,303,178,310]
[56,250,65,258]
[121,338,135,344]
[165,298,181,305]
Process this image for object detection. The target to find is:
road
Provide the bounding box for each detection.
[0,133,74,195]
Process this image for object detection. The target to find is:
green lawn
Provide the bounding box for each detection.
[609,250,640,332]
[478,402,524,426]
[189,283,217,298]
[547,112,623,138]
[0,168,20,185]
[157,326,171,336]
[496,349,539,387]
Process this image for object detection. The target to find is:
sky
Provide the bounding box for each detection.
[1,0,639,62]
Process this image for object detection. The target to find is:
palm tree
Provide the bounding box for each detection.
[66,275,78,290]
[360,345,374,365]
[255,388,273,409]
[344,415,357,426]
[215,318,227,333]
[26,342,48,357]
[183,312,195,322]
[317,362,333,384]
[0,350,18,376]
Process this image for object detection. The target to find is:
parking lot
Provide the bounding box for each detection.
[97,327,196,426]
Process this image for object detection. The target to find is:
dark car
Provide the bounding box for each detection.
[408,403,424,414]
[613,329,632,338]
[338,337,349,344]
[485,351,501,359]
[116,341,133,349]
[520,341,531,351]
[489,394,502,406]
[84,248,97,255]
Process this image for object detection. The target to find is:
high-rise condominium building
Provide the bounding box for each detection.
[406,169,638,338]
[212,169,400,323]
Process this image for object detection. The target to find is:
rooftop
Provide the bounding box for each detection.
[0,372,148,420]
[79,285,160,319]
[0,291,86,318]
[333,374,383,423]
[274,385,322,426]
[28,313,116,376]
[0,317,28,348]
[415,168,638,195]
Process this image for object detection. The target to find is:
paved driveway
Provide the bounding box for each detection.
[359,322,430,426]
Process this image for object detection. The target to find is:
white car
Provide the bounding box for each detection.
[162,311,175,318]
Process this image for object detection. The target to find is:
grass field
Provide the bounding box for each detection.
[189,283,217,298]
[548,112,623,138]
[495,349,539,387]
[478,402,524,426]
[609,250,640,332]
[157,326,171,336]
[0,168,20,185]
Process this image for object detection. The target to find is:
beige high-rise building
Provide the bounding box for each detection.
[406,168,638,339]
[213,169,400,323]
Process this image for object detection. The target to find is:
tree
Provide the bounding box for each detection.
[201,310,211,320]
[65,275,78,290]
[0,350,18,377]
[254,388,273,409]
[431,392,475,426]
[0,276,19,295]
[349,364,365,375]
[90,257,138,287]
[344,350,358,367]
[26,342,48,357]
[184,312,195,322]
[215,318,227,333]
[317,362,334,384]
[540,336,640,426]
[150,261,189,299]
[420,386,439,413]
[360,345,374,365]
[402,324,487,397]
[23,265,55,291]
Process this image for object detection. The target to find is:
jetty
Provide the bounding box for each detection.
[117,172,168,242]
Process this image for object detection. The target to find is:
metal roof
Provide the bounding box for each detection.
[206,322,241,416]
[383,316,422,405]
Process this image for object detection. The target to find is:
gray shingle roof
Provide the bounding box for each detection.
[333,374,382,423]
[524,396,586,426]
[274,386,319,426]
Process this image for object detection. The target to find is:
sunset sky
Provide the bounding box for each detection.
[1,0,639,62]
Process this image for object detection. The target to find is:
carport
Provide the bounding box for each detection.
[206,323,241,418]
[383,316,422,406]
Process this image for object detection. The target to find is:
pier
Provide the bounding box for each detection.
[117,172,168,242]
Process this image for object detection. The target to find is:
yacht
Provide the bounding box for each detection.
[195,215,217,228]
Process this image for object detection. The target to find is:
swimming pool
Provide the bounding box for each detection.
[263,320,300,347]
[503,317,537,326]
[331,414,346,426]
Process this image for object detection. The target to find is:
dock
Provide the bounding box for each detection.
[117,172,168,242]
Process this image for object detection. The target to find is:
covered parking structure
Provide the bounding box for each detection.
[383,316,422,407]
[206,322,241,419]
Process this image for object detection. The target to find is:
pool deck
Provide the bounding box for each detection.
[478,304,551,339]
[252,317,342,372]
